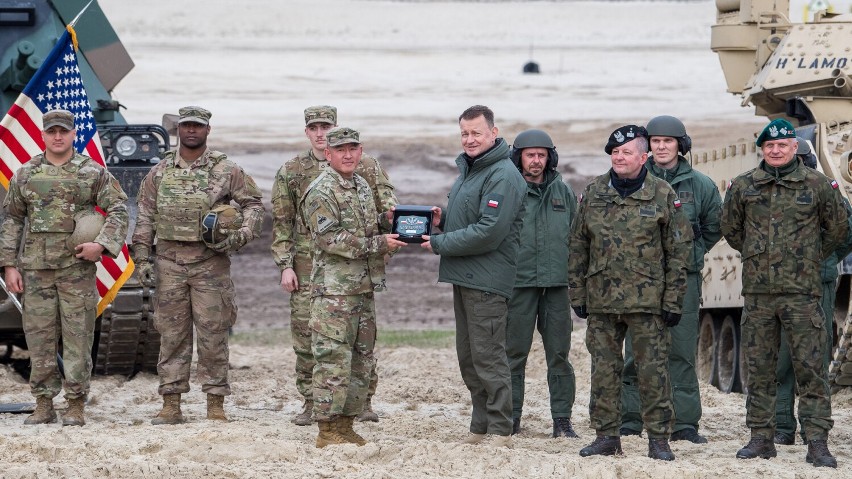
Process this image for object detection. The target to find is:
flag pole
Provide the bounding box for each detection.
[69,0,95,28]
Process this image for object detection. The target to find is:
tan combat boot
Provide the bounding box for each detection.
[291,400,314,426]
[316,418,349,448]
[337,415,367,446]
[151,393,184,425]
[207,394,227,421]
[24,396,57,425]
[62,397,86,426]
[356,397,379,422]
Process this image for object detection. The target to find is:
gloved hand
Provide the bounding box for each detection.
[663,310,682,327]
[691,223,701,240]
[209,228,249,253]
[135,261,154,286]
[572,305,588,319]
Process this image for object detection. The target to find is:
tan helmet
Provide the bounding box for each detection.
[66,210,105,252]
[202,204,243,247]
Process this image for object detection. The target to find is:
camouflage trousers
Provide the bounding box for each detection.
[22,262,98,400]
[153,254,237,396]
[506,286,575,420]
[310,293,376,421]
[622,272,702,433]
[774,281,835,438]
[586,312,673,438]
[291,282,378,402]
[454,285,513,436]
[742,294,833,441]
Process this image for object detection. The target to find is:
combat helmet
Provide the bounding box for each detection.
[202,204,243,247]
[646,115,692,155]
[511,129,558,170]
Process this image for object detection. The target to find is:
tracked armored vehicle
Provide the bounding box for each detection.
[0,0,167,375]
[695,0,852,392]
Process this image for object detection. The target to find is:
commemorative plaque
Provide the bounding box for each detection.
[392,205,433,244]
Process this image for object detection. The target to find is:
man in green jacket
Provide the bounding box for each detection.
[505,129,579,438]
[620,116,722,443]
[421,105,526,448]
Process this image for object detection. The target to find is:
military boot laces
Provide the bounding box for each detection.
[356,398,379,422]
[553,417,579,438]
[648,438,675,461]
[24,396,56,425]
[151,393,184,425]
[337,416,367,446]
[671,427,708,444]
[207,394,227,421]
[806,440,837,468]
[315,419,350,448]
[291,400,314,426]
[736,436,777,459]
[62,397,86,426]
[579,435,622,457]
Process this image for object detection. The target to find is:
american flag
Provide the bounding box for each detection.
[0,27,134,315]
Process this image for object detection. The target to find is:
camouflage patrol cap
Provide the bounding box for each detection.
[304,105,337,126]
[42,109,75,131]
[178,106,212,125]
[756,118,795,146]
[326,127,360,147]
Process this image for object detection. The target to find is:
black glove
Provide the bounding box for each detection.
[663,310,682,327]
[572,305,588,319]
[691,223,701,240]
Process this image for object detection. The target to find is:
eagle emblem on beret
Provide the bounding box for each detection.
[769,125,779,137]
[614,131,625,142]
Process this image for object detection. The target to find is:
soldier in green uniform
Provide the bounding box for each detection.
[300,127,405,448]
[568,125,692,461]
[421,105,526,448]
[505,129,579,438]
[620,116,722,443]
[723,119,847,468]
[132,106,265,425]
[270,106,396,425]
[0,109,129,426]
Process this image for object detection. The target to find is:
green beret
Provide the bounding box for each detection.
[756,118,795,146]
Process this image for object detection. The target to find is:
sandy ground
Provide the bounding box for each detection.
[1,0,851,477]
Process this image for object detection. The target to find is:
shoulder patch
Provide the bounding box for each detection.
[673,199,682,208]
[831,179,839,189]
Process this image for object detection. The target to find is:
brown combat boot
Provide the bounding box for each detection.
[736,435,777,459]
[806,439,837,468]
[151,393,184,425]
[356,397,379,422]
[579,435,623,457]
[62,397,86,426]
[316,419,350,448]
[207,394,227,421]
[337,415,367,446]
[648,438,675,461]
[291,400,314,426]
[24,396,57,425]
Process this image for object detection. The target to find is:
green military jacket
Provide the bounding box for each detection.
[431,139,526,298]
[301,168,392,296]
[568,169,693,314]
[514,169,577,287]
[270,149,396,279]
[648,156,722,273]
[721,159,849,296]
[0,152,128,270]
[132,148,264,265]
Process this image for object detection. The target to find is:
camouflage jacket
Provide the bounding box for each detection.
[568,170,693,314]
[300,168,392,296]
[270,149,396,279]
[648,156,722,272]
[514,169,577,287]
[132,148,264,265]
[721,159,849,296]
[0,152,128,270]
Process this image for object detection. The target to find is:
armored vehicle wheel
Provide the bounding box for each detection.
[697,313,719,387]
[717,315,740,394]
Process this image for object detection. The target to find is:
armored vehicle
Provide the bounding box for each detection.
[696,0,852,392]
[0,0,167,375]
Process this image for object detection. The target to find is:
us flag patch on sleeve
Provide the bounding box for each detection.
[673,199,682,208]
[488,199,499,208]
[831,179,839,189]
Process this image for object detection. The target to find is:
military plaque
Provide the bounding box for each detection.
[392,205,433,243]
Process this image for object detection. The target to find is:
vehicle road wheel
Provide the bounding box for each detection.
[717,315,739,394]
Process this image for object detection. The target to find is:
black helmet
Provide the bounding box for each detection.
[646,115,692,155]
[795,136,817,169]
[511,129,558,170]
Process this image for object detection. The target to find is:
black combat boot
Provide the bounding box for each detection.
[511,417,521,435]
[579,435,622,457]
[553,417,579,438]
[736,436,777,459]
[671,427,708,444]
[806,439,837,468]
[648,438,675,461]
[773,431,795,445]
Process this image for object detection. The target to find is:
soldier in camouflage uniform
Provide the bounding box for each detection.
[568,125,692,461]
[132,106,264,425]
[300,127,405,447]
[270,106,396,425]
[722,119,848,468]
[0,109,129,427]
